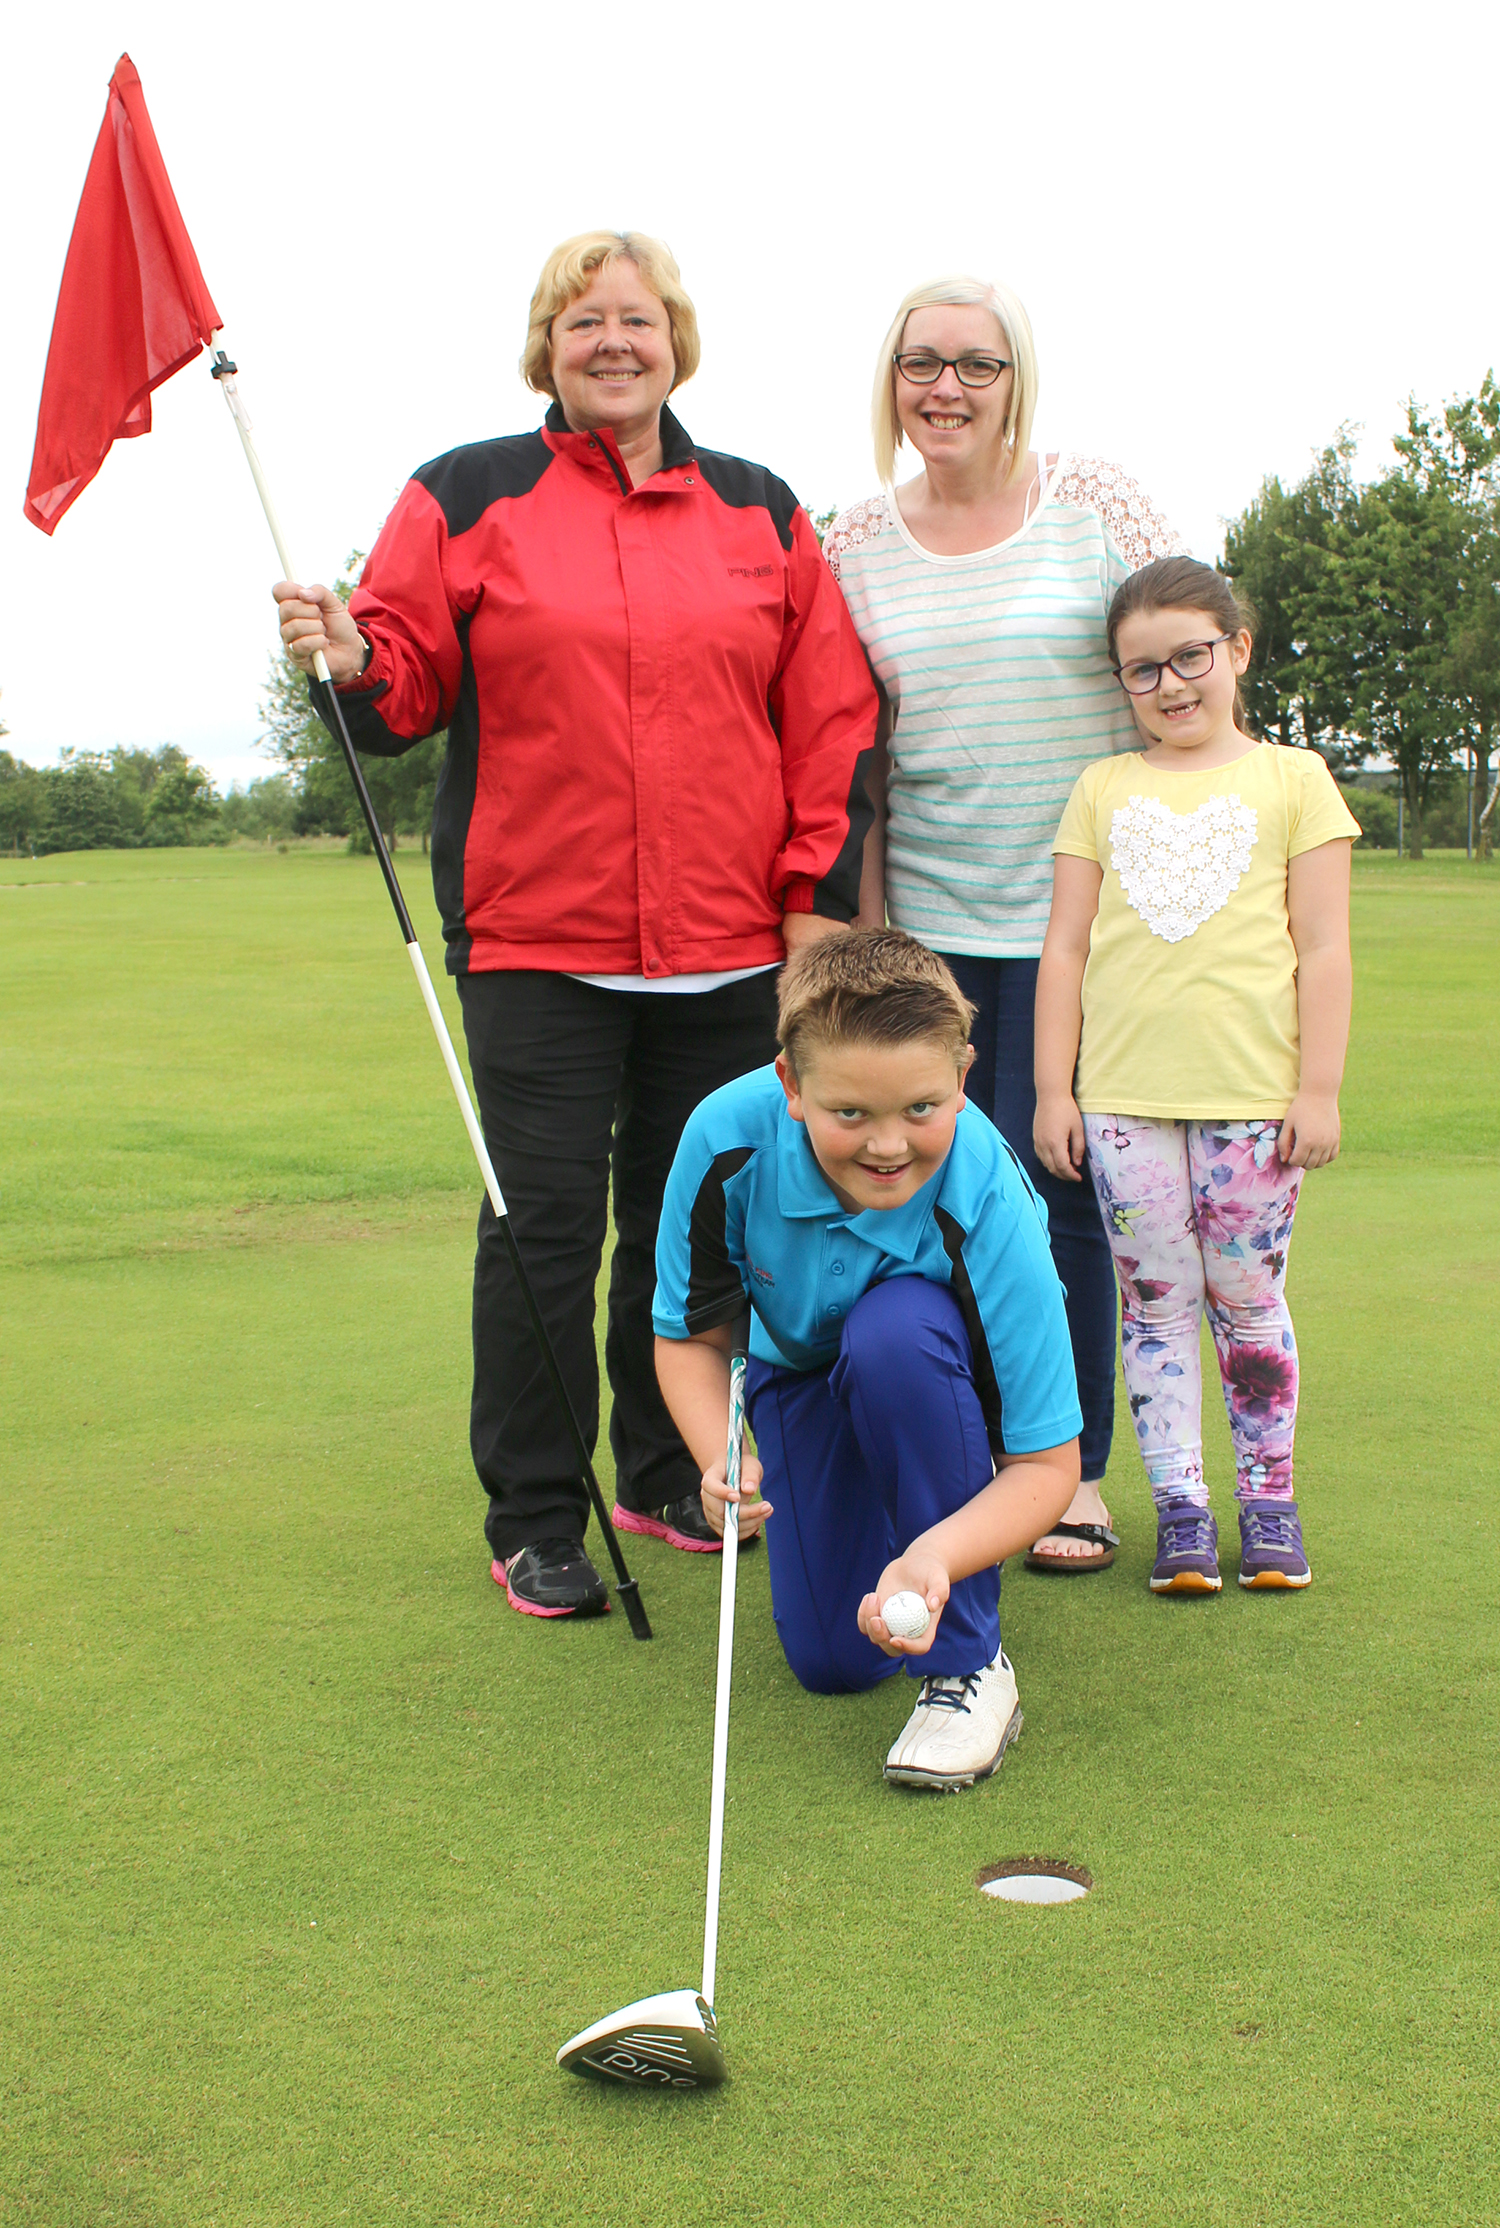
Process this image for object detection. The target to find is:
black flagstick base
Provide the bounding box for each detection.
[317,674,652,1641]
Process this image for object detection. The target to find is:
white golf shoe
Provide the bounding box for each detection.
[883,1651,1023,1791]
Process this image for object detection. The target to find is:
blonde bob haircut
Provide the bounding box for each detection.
[521,230,701,400]
[871,276,1039,488]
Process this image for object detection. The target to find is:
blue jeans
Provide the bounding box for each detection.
[935,951,1116,1482]
[746,1278,1003,1695]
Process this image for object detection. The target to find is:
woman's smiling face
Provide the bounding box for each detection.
[893,303,1014,472]
[549,259,676,440]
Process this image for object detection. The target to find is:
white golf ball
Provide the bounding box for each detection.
[881,1590,931,1640]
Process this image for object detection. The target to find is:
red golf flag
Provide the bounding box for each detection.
[25,54,222,533]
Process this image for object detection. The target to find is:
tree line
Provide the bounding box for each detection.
[1224,375,1499,857]
[0,561,443,858]
[3,389,1497,860]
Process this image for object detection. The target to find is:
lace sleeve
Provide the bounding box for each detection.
[821,493,892,583]
[1051,457,1187,569]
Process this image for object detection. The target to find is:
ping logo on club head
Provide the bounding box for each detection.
[586,2046,698,2088]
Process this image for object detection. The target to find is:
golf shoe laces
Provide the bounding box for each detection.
[916,1671,983,1716]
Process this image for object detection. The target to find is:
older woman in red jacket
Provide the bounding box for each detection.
[276,231,876,1620]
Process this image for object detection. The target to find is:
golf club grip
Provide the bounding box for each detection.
[314,685,652,1637]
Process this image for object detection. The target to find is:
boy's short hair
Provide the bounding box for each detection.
[777,929,975,1072]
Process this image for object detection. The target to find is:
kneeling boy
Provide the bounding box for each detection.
[653,930,1080,1791]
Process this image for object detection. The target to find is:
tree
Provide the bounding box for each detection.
[142,753,223,846]
[219,774,300,842]
[36,751,134,852]
[0,750,45,855]
[259,552,447,851]
[1221,379,1500,859]
[1412,375,1500,858]
[1221,436,1356,751]
[1304,473,1465,854]
[95,744,222,846]
[1442,588,1500,857]
[1299,386,1499,856]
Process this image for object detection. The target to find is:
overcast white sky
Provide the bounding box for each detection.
[2,0,1494,790]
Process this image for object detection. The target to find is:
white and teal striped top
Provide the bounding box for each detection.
[825,457,1184,958]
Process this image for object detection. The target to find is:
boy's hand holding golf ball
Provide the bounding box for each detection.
[699,1454,772,1541]
[858,1552,950,1657]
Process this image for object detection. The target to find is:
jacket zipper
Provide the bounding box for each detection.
[594,436,631,498]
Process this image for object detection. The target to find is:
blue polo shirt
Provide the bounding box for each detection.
[653,1064,1082,1457]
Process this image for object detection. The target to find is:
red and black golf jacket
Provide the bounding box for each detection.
[330,402,878,976]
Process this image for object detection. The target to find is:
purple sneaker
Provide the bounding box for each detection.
[1150,1497,1221,1594]
[1238,1497,1311,1589]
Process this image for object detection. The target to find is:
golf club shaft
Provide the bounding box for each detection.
[702,1312,751,2008]
[215,350,651,1641]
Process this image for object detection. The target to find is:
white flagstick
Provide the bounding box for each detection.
[702,1324,750,2008]
[208,344,508,1210]
[208,339,653,1638]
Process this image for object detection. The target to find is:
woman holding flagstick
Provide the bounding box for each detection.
[275,230,877,1622]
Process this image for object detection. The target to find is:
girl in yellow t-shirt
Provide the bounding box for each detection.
[1034,557,1359,1596]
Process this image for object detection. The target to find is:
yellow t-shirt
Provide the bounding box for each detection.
[1052,743,1360,1119]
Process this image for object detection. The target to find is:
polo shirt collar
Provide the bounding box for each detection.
[774,1103,945,1264]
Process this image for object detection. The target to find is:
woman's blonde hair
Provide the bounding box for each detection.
[521,230,701,400]
[871,276,1039,487]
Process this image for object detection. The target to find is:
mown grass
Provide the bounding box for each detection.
[2,848,1496,2227]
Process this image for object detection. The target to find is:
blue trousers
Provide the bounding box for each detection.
[936,951,1117,1481]
[745,1278,1002,1695]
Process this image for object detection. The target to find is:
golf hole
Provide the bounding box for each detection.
[976,1857,1092,1905]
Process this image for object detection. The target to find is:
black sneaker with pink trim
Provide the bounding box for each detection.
[613,1495,761,1554]
[494,1539,610,1618]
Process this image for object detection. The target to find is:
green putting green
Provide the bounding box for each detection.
[2,845,1496,2226]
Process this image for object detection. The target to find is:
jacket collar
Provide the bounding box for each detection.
[542,398,696,486]
[774,1099,939,1264]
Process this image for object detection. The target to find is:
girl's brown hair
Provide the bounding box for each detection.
[1106,557,1254,663]
[1106,558,1257,724]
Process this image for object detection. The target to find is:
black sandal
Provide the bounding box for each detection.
[1024,1520,1119,1574]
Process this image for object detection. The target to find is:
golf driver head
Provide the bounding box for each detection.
[556,1988,725,2088]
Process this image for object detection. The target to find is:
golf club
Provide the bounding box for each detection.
[556,1311,754,2086]
[212,347,651,1640]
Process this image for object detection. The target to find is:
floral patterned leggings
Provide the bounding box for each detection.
[1082,1118,1301,1508]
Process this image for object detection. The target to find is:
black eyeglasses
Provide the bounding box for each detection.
[1113,635,1234,696]
[892,350,1012,389]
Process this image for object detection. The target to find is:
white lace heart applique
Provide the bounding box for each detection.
[1108,794,1258,943]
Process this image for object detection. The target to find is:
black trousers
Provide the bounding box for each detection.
[456,969,781,1560]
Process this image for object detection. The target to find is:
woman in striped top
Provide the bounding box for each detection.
[825,276,1182,1571]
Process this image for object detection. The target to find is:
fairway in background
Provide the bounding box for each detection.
[2,849,1497,2227]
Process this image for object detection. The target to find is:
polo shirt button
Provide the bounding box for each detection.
[830,1262,844,1275]
[588,438,598,448]
[684,474,695,485]
[826,1304,842,1319]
